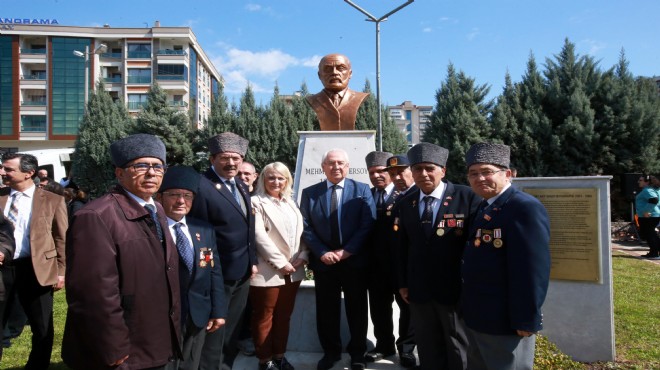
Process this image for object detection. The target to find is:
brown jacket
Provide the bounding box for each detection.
[306,88,369,131]
[62,185,181,369]
[0,186,67,286]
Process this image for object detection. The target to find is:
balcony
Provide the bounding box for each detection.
[156,75,185,81]
[22,100,47,106]
[127,101,147,110]
[22,72,46,80]
[103,76,122,83]
[158,49,187,56]
[127,51,151,59]
[168,100,188,108]
[127,76,151,84]
[20,48,47,54]
[20,119,47,133]
[100,52,122,59]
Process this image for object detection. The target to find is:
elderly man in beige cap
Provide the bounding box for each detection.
[189,132,258,370]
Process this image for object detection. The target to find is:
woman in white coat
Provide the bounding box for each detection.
[250,162,308,370]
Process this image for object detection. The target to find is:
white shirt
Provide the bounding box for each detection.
[418,182,446,226]
[485,183,512,206]
[124,189,157,209]
[4,185,35,259]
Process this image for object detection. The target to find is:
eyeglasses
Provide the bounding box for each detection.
[125,163,167,175]
[467,169,505,180]
[162,192,194,201]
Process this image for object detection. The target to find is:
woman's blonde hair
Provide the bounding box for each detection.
[254,162,294,199]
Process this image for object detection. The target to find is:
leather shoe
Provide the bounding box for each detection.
[317,353,341,370]
[399,352,417,368]
[365,349,396,362]
[350,356,367,370]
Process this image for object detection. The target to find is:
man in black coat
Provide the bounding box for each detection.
[395,143,481,370]
[189,132,257,370]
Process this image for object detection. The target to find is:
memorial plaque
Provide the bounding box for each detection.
[523,188,601,282]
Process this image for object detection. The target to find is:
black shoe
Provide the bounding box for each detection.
[365,349,396,362]
[274,356,294,370]
[258,360,279,370]
[646,254,660,260]
[350,356,367,370]
[399,352,417,368]
[317,353,341,370]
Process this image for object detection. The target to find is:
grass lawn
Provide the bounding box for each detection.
[1,251,658,369]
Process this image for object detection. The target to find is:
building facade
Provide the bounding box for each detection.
[387,101,432,146]
[0,21,221,153]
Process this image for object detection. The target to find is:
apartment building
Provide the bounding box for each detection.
[0,20,221,154]
[387,101,433,146]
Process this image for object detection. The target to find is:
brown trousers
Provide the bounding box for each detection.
[249,279,301,360]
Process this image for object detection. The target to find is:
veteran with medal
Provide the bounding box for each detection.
[462,143,551,370]
[395,143,481,370]
[156,166,226,370]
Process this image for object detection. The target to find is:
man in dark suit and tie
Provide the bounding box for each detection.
[462,143,551,370]
[1,152,67,370]
[189,132,258,370]
[63,134,181,369]
[395,143,481,370]
[363,151,398,362]
[300,148,376,370]
[306,54,370,131]
[157,166,227,370]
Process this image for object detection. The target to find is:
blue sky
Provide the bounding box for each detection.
[4,1,660,107]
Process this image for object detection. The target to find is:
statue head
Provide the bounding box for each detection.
[318,53,352,93]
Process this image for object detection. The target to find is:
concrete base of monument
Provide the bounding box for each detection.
[233,280,418,369]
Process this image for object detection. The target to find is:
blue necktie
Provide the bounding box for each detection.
[144,204,164,242]
[421,196,434,237]
[226,180,241,205]
[174,222,194,272]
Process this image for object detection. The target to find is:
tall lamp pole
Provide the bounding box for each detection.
[73,43,107,107]
[344,0,414,151]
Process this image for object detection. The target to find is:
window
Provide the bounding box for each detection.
[127,68,151,84]
[127,44,151,58]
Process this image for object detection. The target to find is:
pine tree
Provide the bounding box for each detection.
[234,84,272,170]
[355,79,408,154]
[134,82,194,166]
[424,64,493,183]
[72,81,133,198]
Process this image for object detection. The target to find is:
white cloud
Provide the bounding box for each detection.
[245,4,262,12]
[580,39,607,56]
[423,27,432,33]
[466,27,480,41]
[212,47,320,93]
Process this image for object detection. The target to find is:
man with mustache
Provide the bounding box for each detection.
[62,134,181,369]
[189,132,258,370]
[306,53,369,131]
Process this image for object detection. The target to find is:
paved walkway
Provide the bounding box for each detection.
[611,239,660,265]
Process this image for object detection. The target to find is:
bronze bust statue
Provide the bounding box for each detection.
[306,53,369,131]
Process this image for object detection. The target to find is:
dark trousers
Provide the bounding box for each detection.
[393,291,415,354]
[367,274,395,353]
[409,301,468,370]
[249,279,301,361]
[177,314,207,370]
[639,217,660,255]
[314,262,368,358]
[199,276,250,370]
[3,259,54,370]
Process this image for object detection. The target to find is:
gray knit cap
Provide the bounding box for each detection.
[465,142,510,168]
[407,142,449,167]
[110,134,166,167]
[365,151,393,168]
[208,132,249,156]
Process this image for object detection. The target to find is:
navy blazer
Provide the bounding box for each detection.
[397,181,481,304]
[300,178,376,272]
[178,216,227,329]
[188,169,257,281]
[461,185,551,335]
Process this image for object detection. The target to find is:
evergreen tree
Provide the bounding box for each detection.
[72,81,133,198]
[234,84,272,170]
[267,84,299,169]
[355,79,408,154]
[192,83,236,171]
[424,64,493,183]
[134,83,194,166]
[543,39,600,175]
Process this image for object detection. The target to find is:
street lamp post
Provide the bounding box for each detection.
[344,0,414,151]
[73,43,107,107]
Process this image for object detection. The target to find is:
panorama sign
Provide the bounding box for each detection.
[0,18,59,30]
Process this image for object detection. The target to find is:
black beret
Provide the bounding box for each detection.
[365,151,393,168]
[465,142,510,168]
[407,142,449,167]
[208,132,249,156]
[110,134,166,167]
[159,166,200,193]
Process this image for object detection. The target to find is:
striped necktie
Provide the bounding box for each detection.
[144,204,164,242]
[7,192,22,227]
[174,222,194,272]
